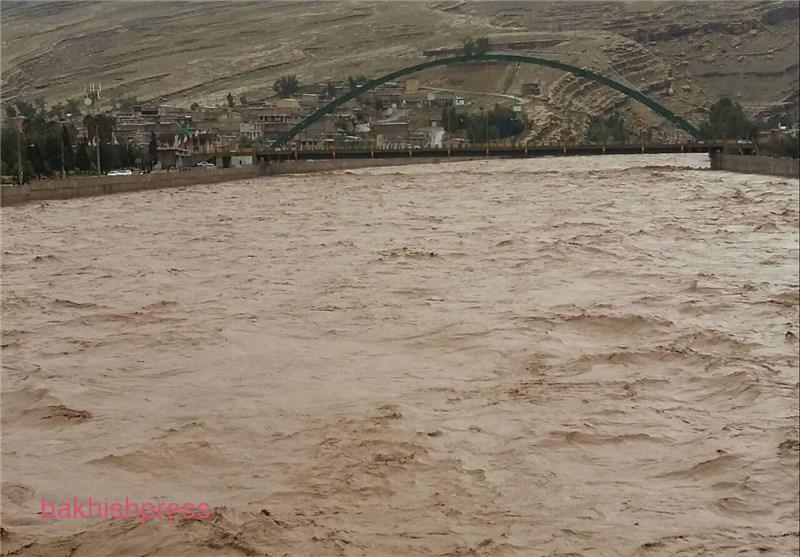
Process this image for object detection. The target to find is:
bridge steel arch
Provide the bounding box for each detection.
[277,53,704,145]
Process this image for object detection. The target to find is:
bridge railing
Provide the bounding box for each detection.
[267,140,706,152]
[259,143,714,161]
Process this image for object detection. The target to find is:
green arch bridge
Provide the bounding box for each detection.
[276,53,704,146]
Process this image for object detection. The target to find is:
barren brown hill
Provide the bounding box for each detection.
[1,1,798,140]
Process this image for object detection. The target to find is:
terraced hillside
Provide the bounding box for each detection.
[1,1,798,141]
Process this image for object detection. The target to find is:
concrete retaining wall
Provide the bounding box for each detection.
[0,157,471,207]
[0,167,266,207]
[710,153,799,178]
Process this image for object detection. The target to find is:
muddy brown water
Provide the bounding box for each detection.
[2,154,798,556]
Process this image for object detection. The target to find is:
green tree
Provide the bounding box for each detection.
[190,102,200,110]
[62,124,75,171]
[239,94,248,106]
[43,131,62,174]
[100,143,122,172]
[227,92,235,108]
[120,141,139,167]
[489,104,524,137]
[0,108,86,178]
[26,142,46,177]
[475,37,490,54]
[65,98,83,118]
[116,96,139,112]
[587,112,630,144]
[336,117,354,133]
[463,37,476,56]
[10,100,40,119]
[47,102,65,119]
[606,112,629,142]
[75,138,92,172]
[587,116,609,144]
[148,131,158,169]
[324,82,337,98]
[84,113,116,144]
[700,97,758,140]
[273,75,300,97]
[760,134,799,159]
[462,105,525,142]
[347,75,368,91]
[441,106,467,132]
[0,125,20,172]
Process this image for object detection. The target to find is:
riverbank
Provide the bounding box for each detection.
[4,151,797,208]
[0,158,476,207]
[711,152,799,178]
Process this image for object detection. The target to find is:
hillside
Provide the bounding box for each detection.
[1,1,798,141]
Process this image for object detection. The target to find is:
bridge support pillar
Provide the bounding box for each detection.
[709,150,722,170]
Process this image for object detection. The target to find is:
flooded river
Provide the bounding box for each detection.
[2,154,798,556]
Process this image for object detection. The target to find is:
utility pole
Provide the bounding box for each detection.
[481,106,489,156]
[95,121,102,174]
[18,122,23,184]
[448,108,454,145]
[60,119,66,179]
[371,99,377,153]
[86,82,102,175]
[61,112,73,178]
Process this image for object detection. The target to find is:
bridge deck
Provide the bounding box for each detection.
[263,143,717,162]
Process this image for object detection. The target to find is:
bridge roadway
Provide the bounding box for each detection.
[261,143,720,163]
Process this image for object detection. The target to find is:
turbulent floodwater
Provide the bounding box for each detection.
[2,154,798,556]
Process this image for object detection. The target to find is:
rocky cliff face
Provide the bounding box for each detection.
[2,1,797,141]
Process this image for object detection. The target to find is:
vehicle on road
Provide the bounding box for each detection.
[196,161,216,168]
[107,169,134,176]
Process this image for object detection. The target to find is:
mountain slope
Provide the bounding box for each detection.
[1,1,797,140]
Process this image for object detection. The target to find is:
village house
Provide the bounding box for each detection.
[403,78,420,94]
[112,104,186,147]
[372,83,403,108]
[275,98,301,110]
[375,121,410,149]
[113,111,157,147]
[191,106,241,128]
[427,90,457,107]
[297,114,338,149]
[240,103,305,138]
[240,121,262,141]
